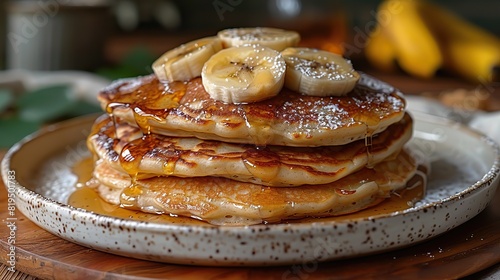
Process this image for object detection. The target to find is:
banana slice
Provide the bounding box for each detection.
[201,45,286,104]
[218,27,300,51]
[152,37,223,82]
[282,47,360,96]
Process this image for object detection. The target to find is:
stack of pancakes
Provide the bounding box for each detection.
[86,73,426,226]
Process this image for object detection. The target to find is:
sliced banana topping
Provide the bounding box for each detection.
[201,45,286,104]
[218,27,300,51]
[152,37,223,82]
[281,47,360,96]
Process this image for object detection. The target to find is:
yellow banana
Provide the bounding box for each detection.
[443,41,499,83]
[201,45,286,103]
[364,25,398,72]
[281,47,360,96]
[378,0,442,79]
[419,1,500,83]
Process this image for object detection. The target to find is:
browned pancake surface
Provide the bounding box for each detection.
[88,114,413,187]
[98,74,406,146]
[92,148,425,226]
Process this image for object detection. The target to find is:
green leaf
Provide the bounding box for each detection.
[122,47,156,73]
[66,100,102,118]
[0,89,14,113]
[97,47,156,80]
[0,118,40,148]
[16,85,78,122]
[96,66,142,80]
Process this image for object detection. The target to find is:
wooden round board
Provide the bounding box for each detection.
[1,152,500,279]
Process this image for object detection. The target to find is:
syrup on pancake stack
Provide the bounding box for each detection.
[87,27,427,226]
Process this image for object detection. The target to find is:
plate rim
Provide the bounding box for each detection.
[2,112,500,234]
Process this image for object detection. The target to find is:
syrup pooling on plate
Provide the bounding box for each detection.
[71,156,95,188]
[69,156,426,224]
[69,185,209,226]
[287,176,425,223]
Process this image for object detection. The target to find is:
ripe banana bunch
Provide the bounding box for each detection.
[420,1,500,83]
[366,0,500,83]
[153,27,360,103]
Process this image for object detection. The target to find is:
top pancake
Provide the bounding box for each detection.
[98,74,406,147]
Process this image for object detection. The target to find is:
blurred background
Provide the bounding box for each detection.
[0,0,498,73]
[0,0,499,147]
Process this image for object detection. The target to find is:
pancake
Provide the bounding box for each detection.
[98,74,406,147]
[87,113,413,187]
[91,148,425,226]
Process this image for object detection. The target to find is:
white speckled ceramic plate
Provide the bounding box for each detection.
[2,112,499,266]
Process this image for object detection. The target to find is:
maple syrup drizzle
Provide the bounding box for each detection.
[105,102,127,138]
[365,133,374,168]
[241,147,281,183]
[103,79,188,210]
[352,109,381,169]
[119,136,152,209]
[163,156,179,175]
[133,107,163,135]
[237,105,271,146]
[233,104,279,183]
[119,181,143,209]
[105,78,187,132]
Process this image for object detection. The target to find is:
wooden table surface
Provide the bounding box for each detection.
[1,72,499,279]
